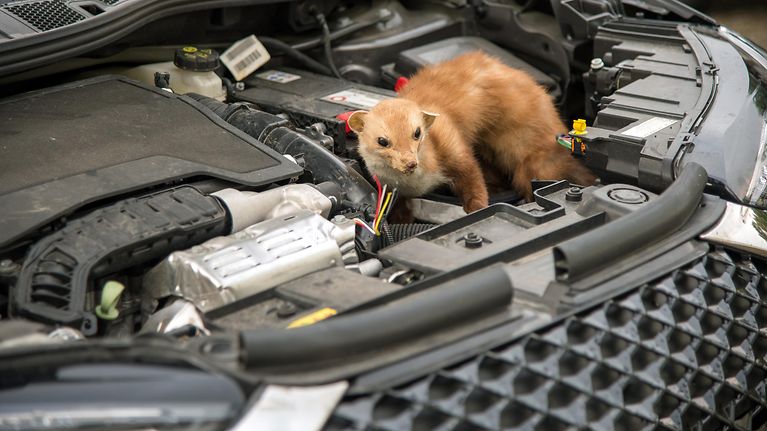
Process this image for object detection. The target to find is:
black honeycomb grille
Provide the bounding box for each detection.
[327,246,767,430]
[3,0,85,32]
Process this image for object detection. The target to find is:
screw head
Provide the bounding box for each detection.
[276,302,298,318]
[566,187,583,202]
[463,232,483,248]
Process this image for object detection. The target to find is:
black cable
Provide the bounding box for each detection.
[257,36,333,76]
[292,16,382,51]
[315,12,344,79]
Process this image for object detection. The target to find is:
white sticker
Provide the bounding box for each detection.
[622,117,677,138]
[256,69,302,84]
[321,89,391,110]
[229,382,348,431]
[221,35,271,81]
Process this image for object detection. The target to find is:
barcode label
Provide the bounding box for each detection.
[234,52,262,72]
[221,35,270,81]
[223,40,253,62]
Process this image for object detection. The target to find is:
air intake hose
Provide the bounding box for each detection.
[188,94,376,208]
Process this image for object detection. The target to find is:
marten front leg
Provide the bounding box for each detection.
[434,126,489,213]
[448,155,489,213]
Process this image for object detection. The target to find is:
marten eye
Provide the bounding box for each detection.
[377,137,390,148]
[413,127,421,140]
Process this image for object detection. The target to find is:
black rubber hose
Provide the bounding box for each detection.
[240,264,512,368]
[187,94,376,207]
[258,36,333,76]
[553,163,708,282]
[381,223,436,247]
[263,126,376,207]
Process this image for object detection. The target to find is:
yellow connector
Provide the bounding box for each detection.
[572,119,588,135]
[570,119,588,156]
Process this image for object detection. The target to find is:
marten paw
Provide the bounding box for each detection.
[463,198,488,214]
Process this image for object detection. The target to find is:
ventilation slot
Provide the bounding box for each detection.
[3,0,86,32]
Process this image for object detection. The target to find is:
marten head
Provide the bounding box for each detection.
[348,99,438,175]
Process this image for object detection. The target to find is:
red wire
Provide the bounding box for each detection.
[373,174,383,222]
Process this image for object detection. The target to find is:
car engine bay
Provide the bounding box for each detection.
[0,0,762,398]
[7,1,767,430]
[0,0,733,343]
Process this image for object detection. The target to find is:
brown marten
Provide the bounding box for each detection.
[348,51,595,213]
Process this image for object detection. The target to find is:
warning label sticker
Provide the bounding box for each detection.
[320,89,391,110]
[256,70,302,84]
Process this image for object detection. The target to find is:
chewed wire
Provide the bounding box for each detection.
[556,134,573,150]
[353,218,376,235]
[352,175,384,236]
[352,175,398,236]
[374,191,392,234]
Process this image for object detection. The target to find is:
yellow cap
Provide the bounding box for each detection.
[572,119,588,135]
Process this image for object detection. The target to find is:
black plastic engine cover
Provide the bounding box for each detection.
[13,186,228,334]
[0,75,301,249]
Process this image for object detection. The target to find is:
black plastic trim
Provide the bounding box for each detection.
[240,264,513,368]
[0,0,294,77]
[554,162,708,282]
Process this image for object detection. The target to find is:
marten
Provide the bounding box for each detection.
[348,51,595,213]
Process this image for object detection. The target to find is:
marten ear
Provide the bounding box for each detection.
[348,111,368,134]
[421,111,439,130]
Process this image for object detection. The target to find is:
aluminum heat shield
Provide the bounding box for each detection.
[144,210,356,311]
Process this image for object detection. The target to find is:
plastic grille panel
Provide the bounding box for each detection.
[327,246,767,430]
[3,0,85,32]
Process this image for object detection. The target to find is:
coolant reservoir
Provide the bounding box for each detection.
[122,46,226,100]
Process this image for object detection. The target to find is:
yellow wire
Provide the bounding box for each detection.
[375,193,391,233]
[375,192,392,234]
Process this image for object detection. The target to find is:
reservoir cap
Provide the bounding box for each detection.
[174,46,220,72]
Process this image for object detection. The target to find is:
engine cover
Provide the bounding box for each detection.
[0,75,302,248]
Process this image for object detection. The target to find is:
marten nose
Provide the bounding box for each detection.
[405,161,418,171]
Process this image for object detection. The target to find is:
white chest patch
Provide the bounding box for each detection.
[367,161,449,197]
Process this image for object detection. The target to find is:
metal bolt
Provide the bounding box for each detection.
[566,187,583,202]
[0,259,17,274]
[591,58,605,70]
[463,232,483,248]
[234,81,245,91]
[276,302,298,318]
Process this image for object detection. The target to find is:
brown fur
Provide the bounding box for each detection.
[348,51,595,213]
